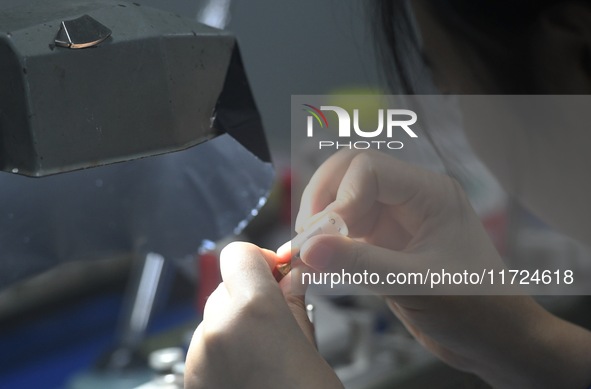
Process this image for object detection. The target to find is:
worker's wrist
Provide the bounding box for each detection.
[525,313,591,389]
[472,300,591,388]
[463,297,543,388]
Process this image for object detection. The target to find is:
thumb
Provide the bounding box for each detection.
[219,242,280,299]
[299,234,422,295]
[220,242,316,346]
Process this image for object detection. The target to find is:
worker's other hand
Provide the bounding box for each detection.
[296,150,507,295]
[295,150,565,388]
[185,242,343,389]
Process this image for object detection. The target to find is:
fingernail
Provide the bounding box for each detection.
[276,241,291,258]
[300,240,334,270]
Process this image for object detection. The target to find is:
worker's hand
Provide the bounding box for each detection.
[297,149,506,295]
[184,242,343,389]
[296,150,591,389]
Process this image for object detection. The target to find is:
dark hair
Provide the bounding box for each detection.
[373,0,572,94]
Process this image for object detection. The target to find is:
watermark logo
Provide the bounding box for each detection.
[302,104,329,132]
[303,104,418,150]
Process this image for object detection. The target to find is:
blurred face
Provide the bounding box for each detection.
[411,0,591,244]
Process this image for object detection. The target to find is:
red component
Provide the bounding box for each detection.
[196,251,221,314]
[272,266,285,282]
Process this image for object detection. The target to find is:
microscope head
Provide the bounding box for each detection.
[0,0,270,176]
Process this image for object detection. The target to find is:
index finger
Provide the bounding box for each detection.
[296,150,365,231]
[296,150,456,234]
